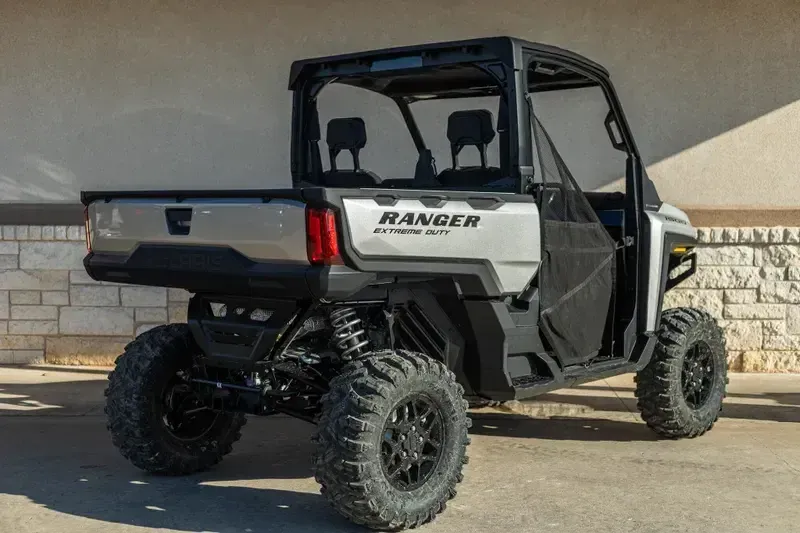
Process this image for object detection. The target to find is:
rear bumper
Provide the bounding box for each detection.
[83,244,376,300]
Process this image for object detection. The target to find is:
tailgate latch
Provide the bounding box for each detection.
[165,208,193,235]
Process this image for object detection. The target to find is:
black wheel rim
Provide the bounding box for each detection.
[381,394,445,491]
[681,341,716,409]
[160,373,219,442]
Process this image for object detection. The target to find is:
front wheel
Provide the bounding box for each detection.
[105,324,246,475]
[635,307,727,439]
[313,350,470,530]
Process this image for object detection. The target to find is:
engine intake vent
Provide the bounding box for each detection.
[394,302,446,361]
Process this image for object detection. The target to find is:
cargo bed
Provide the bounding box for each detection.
[81,189,376,300]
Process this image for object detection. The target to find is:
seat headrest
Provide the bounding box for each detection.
[326,118,367,151]
[447,110,495,147]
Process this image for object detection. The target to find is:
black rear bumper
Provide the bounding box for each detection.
[83,244,376,301]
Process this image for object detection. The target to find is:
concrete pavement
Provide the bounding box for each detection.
[1,366,799,532]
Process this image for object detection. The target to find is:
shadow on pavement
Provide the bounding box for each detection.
[538,389,800,423]
[577,383,800,404]
[0,380,108,415]
[26,365,113,376]
[0,377,664,532]
[2,373,797,532]
[469,411,659,442]
[0,414,358,533]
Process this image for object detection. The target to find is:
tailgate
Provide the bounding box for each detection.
[87,196,308,264]
[82,190,377,300]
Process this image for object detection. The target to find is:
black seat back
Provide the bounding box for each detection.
[323,118,380,187]
[437,109,502,187]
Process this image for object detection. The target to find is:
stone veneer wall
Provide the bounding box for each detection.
[0,224,189,365]
[1,224,800,371]
[663,227,800,372]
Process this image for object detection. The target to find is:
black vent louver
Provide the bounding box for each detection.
[394,302,447,361]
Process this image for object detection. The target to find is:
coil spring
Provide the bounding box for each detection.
[329,307,370,360]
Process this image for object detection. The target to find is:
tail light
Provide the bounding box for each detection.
[84,206,92,253]
[306,207,342,265]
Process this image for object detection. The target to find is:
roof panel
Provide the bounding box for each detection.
[288,36,608,89]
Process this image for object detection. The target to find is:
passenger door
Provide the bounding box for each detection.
[527,101,617,366]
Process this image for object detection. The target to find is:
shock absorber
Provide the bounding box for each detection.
[329,307,370,360]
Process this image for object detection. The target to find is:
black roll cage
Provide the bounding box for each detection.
[288,37,660,205]
[294,62,515,188]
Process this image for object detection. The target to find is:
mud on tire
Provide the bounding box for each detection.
[635,307,727,439]
[105,324,246,475]
[313,350,470,530]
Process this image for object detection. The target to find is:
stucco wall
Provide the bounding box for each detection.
[0,0,798,206]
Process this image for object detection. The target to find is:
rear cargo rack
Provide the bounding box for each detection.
[187,295,305,369]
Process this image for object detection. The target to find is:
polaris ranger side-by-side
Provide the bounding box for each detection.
[83,37,726,530]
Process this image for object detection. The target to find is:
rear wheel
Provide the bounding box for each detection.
[313,350,470,530]
[635,307,727,438]
[105,324,246,475]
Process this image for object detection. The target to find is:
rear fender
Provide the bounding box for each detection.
[305,187,541,298]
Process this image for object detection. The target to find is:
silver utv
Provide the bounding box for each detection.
[83,37,726,531]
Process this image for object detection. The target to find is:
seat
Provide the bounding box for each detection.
[323,118,380,187]
[436,109,503,187]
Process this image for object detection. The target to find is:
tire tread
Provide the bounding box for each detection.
[105,324,246,475]
[635,307,727,439]
[313,350,469,531]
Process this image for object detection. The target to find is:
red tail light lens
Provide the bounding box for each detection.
[306,207,342,265]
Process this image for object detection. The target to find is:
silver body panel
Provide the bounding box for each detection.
[88,198,310,264]
[342,197,541,294]
[644,203,696,332]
